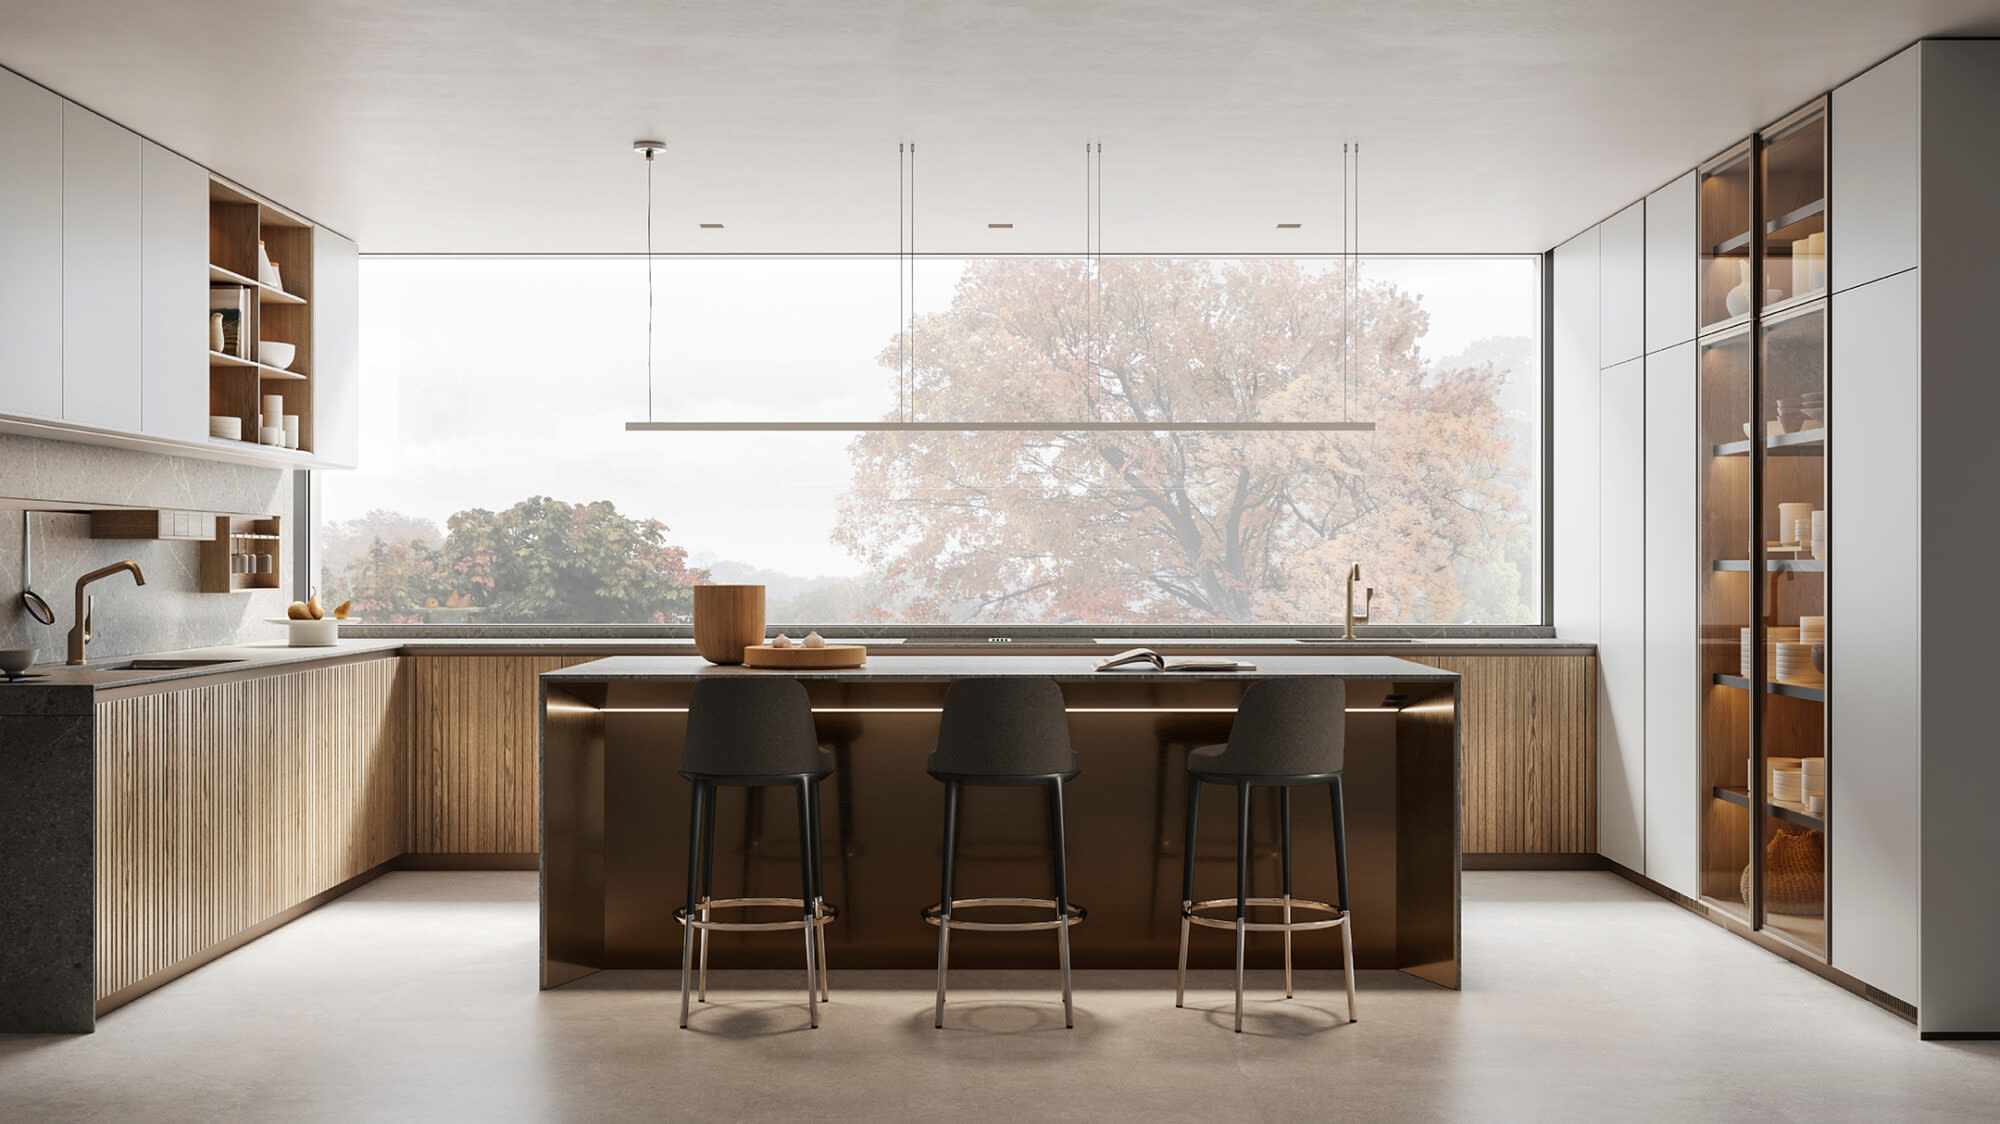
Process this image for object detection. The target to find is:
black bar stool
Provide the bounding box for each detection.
[924,678,1086,1029]
[677,677,837,1030]
[1176,677,1355,1032]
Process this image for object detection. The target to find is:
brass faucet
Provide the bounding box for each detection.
[1342,563,1375,641]
[67,561,146,665]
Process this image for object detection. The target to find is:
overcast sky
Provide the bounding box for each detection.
[326,256,1540,578]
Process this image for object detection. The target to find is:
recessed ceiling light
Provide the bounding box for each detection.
[988,223,1013,229]
[1276,223,1302,229]
[699,223,724,229]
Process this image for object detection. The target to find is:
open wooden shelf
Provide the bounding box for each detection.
[1714,672,1824,702]
[208,263,306,305]
[198,514,282,593]
[208,351,306,381]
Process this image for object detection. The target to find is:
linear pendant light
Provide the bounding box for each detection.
[624,139,1375,433]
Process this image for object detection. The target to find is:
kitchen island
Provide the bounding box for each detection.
[540,654,1462,989]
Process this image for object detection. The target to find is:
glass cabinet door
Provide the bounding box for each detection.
[1758,103,1829,311]
[1755,301,1828,954]
[1699,143,1754,333]
[1697,324,1754,921]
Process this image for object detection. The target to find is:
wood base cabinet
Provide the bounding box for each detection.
[93,657,407,1013]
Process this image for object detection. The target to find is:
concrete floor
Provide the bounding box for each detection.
[2,871,1995,1122]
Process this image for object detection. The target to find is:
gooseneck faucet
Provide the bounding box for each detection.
[67,561,147,665]
[1342,562,1375,641]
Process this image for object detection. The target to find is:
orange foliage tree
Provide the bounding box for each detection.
[833,258,1531,624]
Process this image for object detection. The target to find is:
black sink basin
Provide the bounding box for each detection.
[105,658,246,671]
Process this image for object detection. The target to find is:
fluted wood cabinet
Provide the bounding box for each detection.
[93,657,407,1010]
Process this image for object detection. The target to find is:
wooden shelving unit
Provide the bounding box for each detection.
[207,179,315,457]
[198,514,283,593]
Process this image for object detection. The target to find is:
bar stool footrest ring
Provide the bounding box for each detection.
[922,896,1086,932]
[1184,896,1346,933]
[675,896,840,933]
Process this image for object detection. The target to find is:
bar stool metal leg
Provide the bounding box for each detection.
[934,780,960,1029]
[1331,776,1355,1022]
[1280,786,1294,999]
[1176,776,1200,1008]
[1233,780,1250,1033]
[1049,779,1074,1029]
[680,780,709,1029]
[792,779,819,1029]
[698,786,717,1002]
[810,779,830,1002]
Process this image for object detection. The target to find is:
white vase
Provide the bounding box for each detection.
[1724,260,1751,317]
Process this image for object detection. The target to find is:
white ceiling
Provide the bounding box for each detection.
[5,1,1998,254]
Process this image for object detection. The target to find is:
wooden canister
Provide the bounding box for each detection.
[692,585,765,665]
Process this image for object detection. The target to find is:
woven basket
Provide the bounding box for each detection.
[1739,824,1824,917]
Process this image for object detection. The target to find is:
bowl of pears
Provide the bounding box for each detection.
[268,590,353,646]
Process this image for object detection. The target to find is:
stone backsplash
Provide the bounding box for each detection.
[0,432,294,663]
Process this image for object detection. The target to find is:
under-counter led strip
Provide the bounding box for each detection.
[578,705,1405,715]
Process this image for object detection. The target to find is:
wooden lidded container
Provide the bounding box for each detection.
[692,585,765,665]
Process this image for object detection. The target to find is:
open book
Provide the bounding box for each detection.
[1093,648,1257,672]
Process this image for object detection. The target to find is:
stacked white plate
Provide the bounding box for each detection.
[1776,756,1808,800]
[1776,641,1822,686]
[1801,757,1826,800]
[1811,510,1827,561]
[1800,615,1826,645]
[1745,627,1801,679]
[208,415,242,440]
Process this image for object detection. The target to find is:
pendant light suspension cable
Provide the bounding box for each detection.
[633,139,665,423]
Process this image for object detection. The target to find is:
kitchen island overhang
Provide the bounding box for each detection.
[539,655,1461,989]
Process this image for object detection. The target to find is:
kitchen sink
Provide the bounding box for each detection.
[104,658,246,670]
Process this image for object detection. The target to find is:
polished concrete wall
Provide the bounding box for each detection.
[0,432,294,661]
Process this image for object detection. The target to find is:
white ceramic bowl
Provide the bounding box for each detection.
[0,647,38,675]
[269,618,339,647]
[209,415,243,440]
[260,341,296,370]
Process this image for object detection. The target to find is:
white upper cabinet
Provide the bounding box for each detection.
[0,69,64,420]
[1645,174,1697,353]
[140,141,209,444]
[1598,355,1647,871]
[1643,341,1698,897]
[311,226,361,468]
[60,103,143,433]
[1831,46,1919,293]
[1552,227,1602,641]
[1829,270,1919,1004]
[1600,202,1646,367]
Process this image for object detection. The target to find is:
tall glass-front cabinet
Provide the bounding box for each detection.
[1697,100,1830,958]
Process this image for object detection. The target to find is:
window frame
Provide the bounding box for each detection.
[320,251,1556,638]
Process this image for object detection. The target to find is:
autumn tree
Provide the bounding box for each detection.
[328,497,708,623]
[834,258,1531,624]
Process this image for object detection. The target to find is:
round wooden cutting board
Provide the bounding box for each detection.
[741,643,868,669]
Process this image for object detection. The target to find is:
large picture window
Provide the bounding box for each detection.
[320,254,1543,628]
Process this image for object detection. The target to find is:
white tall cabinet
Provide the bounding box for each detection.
[1597,356,1647,871]
[0,69,64,420]
[140,142,210,444]
[60,103,144,434]
[1556,37,2000,1035]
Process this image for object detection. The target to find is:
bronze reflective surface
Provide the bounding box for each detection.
[543,675,1459,984]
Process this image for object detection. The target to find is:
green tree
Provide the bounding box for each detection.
[333,497,708,623]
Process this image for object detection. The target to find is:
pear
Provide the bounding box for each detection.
[286,601,312,620]
[306,589,324,620]
[332,600,353,621]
